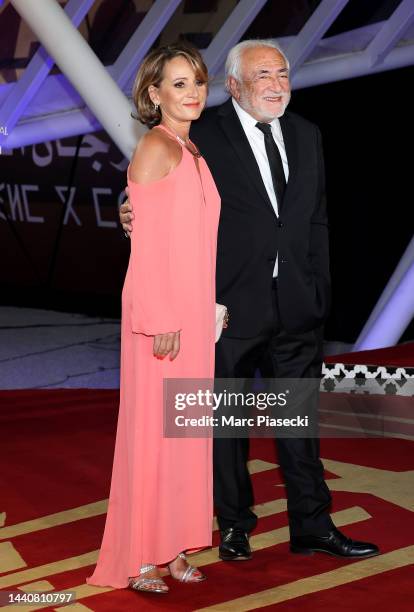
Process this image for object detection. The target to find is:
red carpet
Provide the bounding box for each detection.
[1,390,414,611]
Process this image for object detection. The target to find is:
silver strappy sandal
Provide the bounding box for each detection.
[128,564,169,594]
[169,552,206,583]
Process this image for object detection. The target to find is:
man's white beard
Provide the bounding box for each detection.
[240,91,291,121]
[275,91,291,117]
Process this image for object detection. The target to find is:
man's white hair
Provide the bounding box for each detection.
[225,39,289,83]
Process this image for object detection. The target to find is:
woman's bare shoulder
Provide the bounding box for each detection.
[129,128,181,184]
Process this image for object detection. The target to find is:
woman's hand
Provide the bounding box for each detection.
[223,309,229,329]
[153,331,180,360]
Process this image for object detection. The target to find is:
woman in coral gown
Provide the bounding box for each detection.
[86,44,220,593]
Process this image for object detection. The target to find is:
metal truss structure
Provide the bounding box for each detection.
[1,0,414,349]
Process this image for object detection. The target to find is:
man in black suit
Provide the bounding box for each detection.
[120,40,378,561]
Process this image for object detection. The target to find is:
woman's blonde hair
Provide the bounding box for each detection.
[132,43,208,128]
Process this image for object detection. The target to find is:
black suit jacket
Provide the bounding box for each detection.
[190,98,331,338]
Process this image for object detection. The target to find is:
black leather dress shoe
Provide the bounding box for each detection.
[290,527,379,559]
[219,528,252,561]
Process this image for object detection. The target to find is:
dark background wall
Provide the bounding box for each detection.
[289,66,413,342]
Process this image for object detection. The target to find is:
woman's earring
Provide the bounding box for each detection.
[154,103,159,112]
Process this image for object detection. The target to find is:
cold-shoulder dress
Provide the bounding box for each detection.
[86,124,221,588]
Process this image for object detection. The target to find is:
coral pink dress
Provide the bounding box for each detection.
[86,125,220,588]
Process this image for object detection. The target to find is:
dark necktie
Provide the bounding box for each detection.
[255,122,286,209]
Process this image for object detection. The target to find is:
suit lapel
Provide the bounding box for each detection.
[279,113,298,211]
[217,100,276,216]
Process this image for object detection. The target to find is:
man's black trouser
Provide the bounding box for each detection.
[213,280,334,537]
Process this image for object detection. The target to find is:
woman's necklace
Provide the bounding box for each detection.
[174,133,201,158]
[158,124,202,158]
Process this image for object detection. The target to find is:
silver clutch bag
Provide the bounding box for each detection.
[215,303,228,342]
